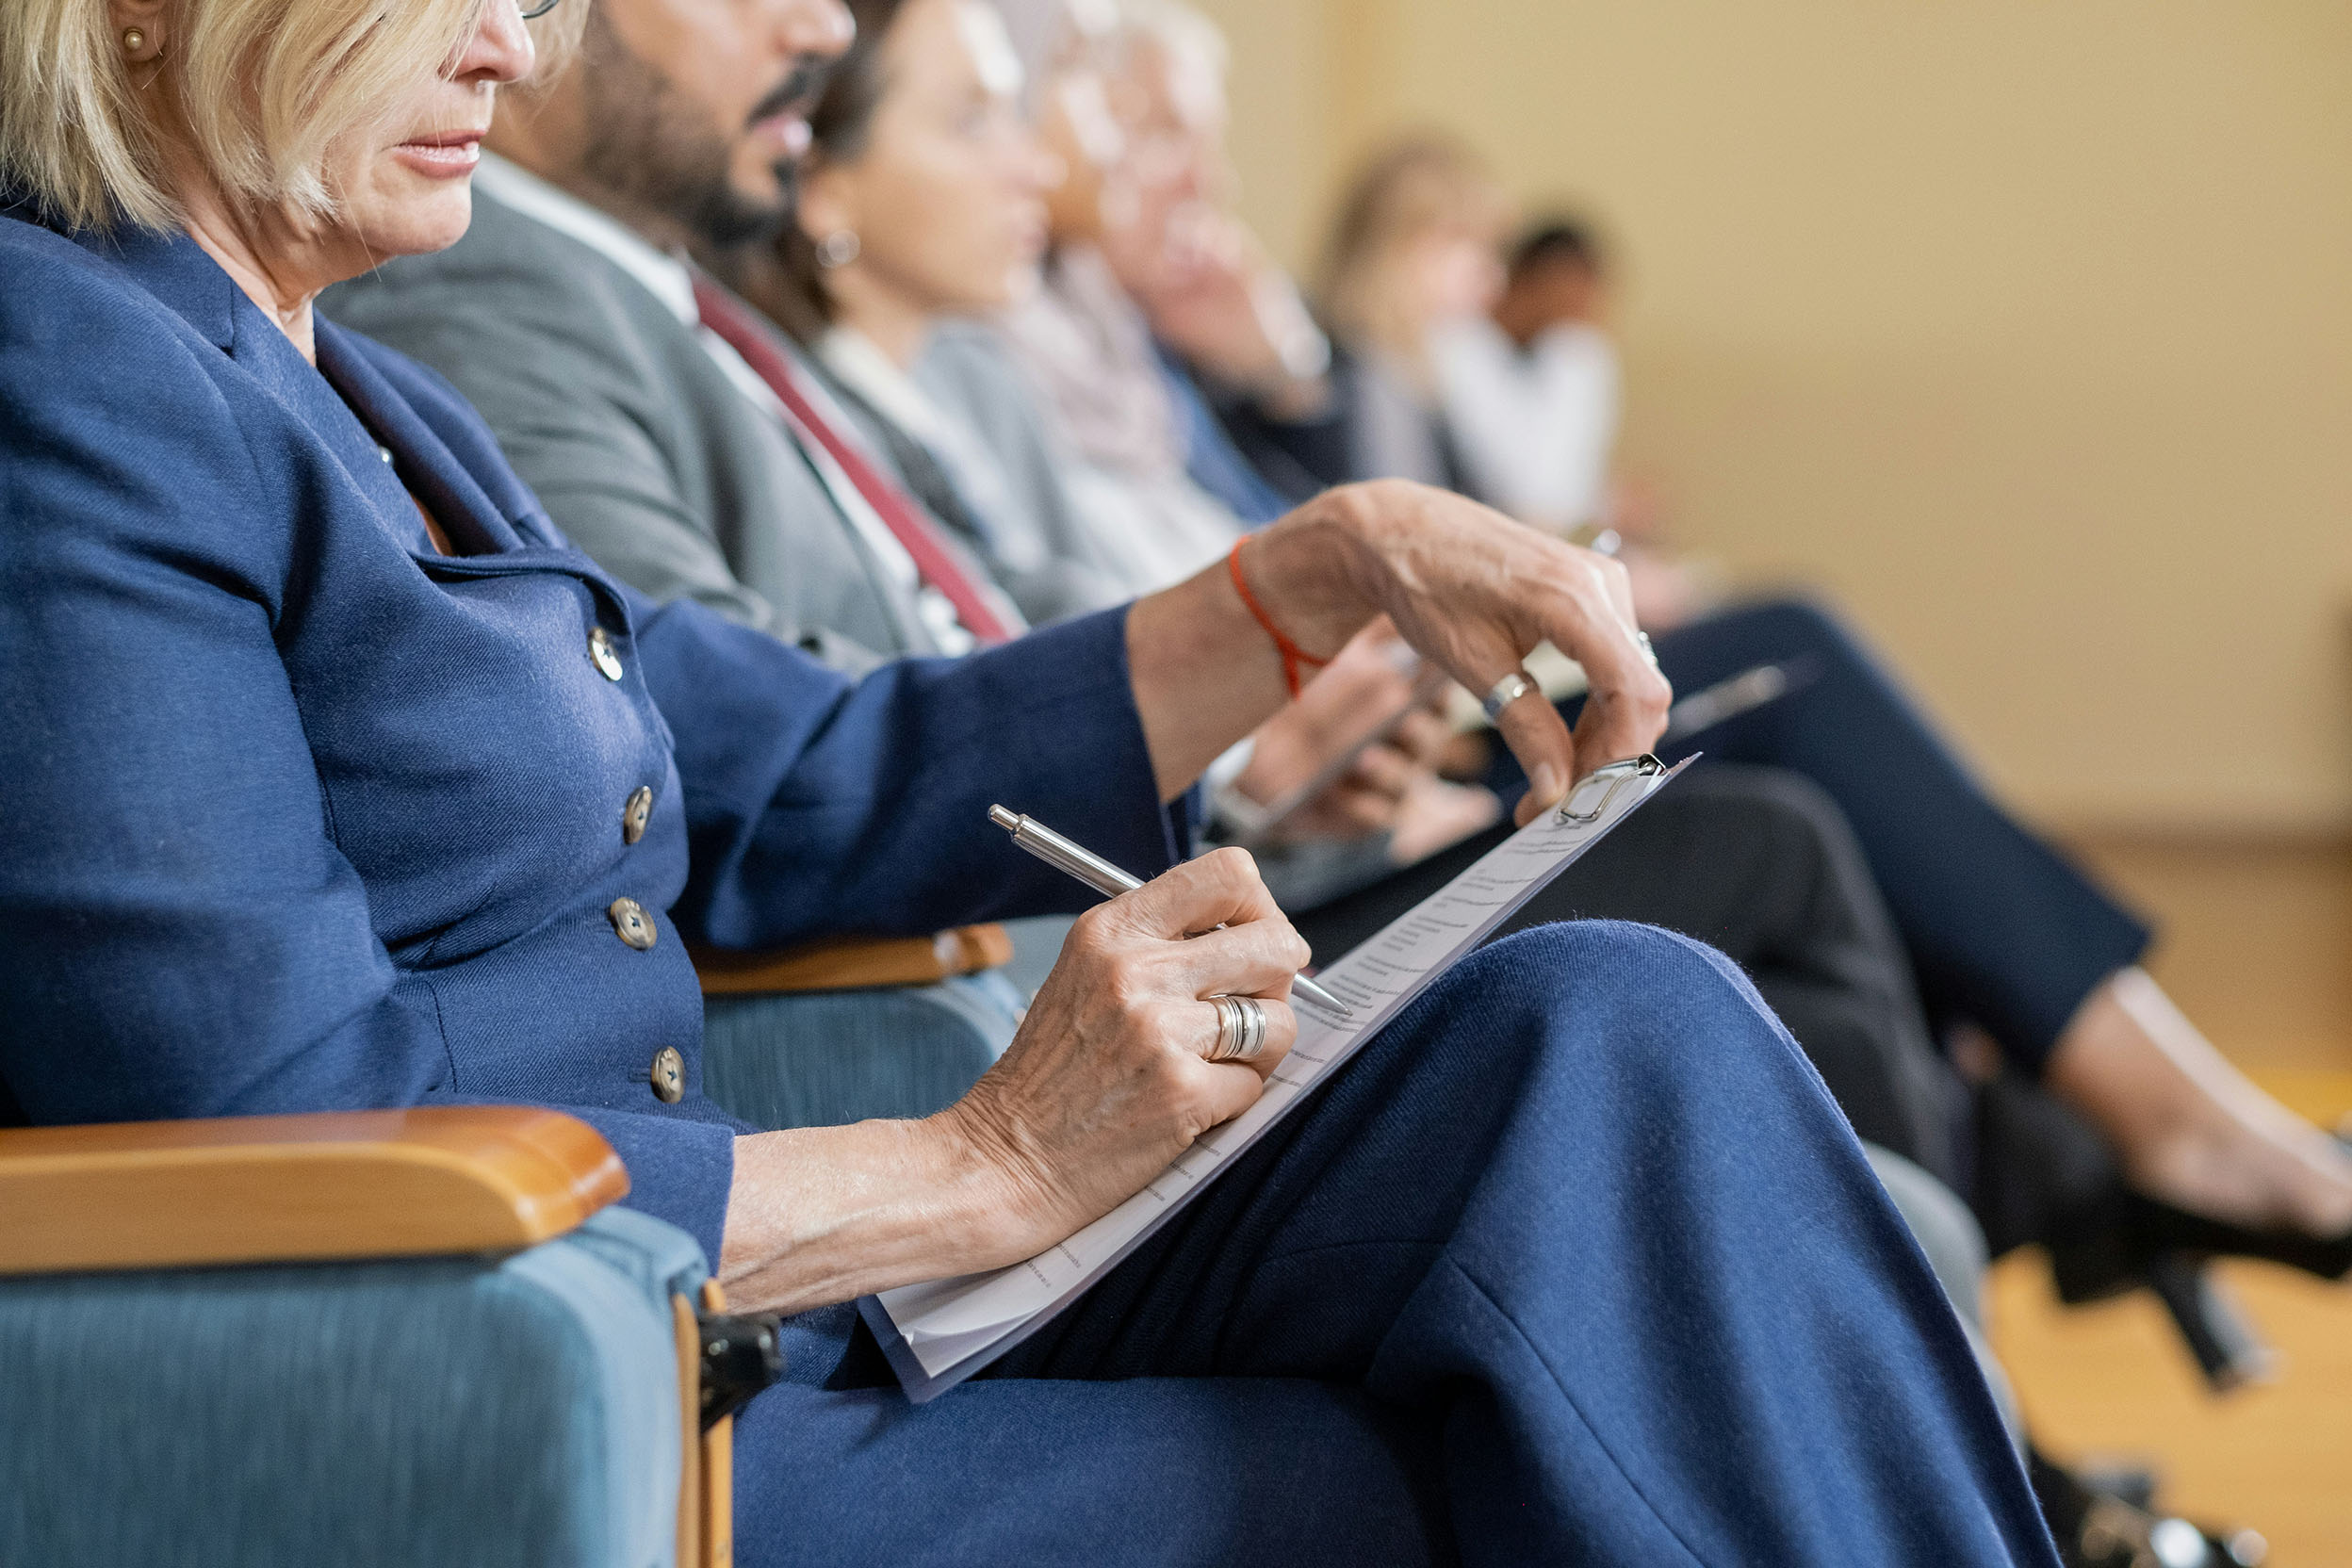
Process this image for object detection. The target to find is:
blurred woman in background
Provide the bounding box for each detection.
[737,0,1130,629]
[983,0,1256,583]
[728,0,1500,895]
[1315,137,1511,491]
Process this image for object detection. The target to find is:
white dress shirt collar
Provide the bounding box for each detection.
[469,154,699,325]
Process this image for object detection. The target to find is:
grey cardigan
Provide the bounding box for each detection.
[322,192,934,667]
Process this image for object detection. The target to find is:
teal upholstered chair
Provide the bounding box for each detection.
[0,1108,746,1568]
[0,922,1026,1567]
[693,921,1031,1131]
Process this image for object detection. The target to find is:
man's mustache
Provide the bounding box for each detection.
[747,57,833,129]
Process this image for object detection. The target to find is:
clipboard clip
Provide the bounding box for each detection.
[1556,754,1668,825]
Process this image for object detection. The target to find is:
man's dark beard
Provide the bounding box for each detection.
[576,11,830,250]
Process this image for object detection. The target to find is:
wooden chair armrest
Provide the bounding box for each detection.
[692,923,1014,997]
[678,1278,739,1568]
[0,1106,627,1278]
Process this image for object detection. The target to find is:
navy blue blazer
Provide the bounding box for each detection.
[0,208,1186,1266]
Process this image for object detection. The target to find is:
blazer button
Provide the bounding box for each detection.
[649,1046,686,1103]
[622,785,655,845]
[588,625,625,681]
[608,897,658,951]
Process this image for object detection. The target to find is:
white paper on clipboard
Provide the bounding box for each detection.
[862,753,1694,1401]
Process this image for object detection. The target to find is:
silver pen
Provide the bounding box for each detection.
[989,805,1350,1019]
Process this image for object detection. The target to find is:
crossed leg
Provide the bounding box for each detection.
[732,922,2056,1567]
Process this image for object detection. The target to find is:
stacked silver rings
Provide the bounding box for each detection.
[1206,994,1267,1062]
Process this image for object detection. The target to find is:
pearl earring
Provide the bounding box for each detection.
[815,231,861,269]
[122,26,146,52]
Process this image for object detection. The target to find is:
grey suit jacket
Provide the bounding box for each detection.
[321,192,933,667]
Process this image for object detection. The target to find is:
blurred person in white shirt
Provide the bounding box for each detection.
[1432,219,1620,535]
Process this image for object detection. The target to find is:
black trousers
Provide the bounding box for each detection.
[1297,762,1974,1189]
[1575,599,2149,1073]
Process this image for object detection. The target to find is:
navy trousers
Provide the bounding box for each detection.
[731,923,2057,1566]
[1622,599,2148,1071]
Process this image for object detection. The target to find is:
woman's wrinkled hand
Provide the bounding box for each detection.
[1246,481,1673,824]
[936,847,1303,1260]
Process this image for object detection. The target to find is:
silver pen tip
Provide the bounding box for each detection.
[988,805,1021,832]
[1296,983,1349,1018]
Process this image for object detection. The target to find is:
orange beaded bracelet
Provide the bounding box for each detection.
[1227,537,1331,699]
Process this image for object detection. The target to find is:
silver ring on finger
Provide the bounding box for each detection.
[1232,995,1266,1060]
[1481,668,1537,725]
[1207,994,1267,1062]
[1207,997,1239,1061]
[1633,630,1658,670]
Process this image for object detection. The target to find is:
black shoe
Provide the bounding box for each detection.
[2049,1189,2352,1304]
[1974,1071,2346,1388]
[2029,1450,2267,1568]
[1976,1073,2352,1286]
[2043,1190,2352,1390]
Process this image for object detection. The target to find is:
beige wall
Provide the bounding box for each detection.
[1196,0,2352,832]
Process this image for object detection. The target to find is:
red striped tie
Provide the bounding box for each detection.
[689,275,1018,645]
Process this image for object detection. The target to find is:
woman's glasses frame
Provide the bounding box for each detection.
[519,0,564,18]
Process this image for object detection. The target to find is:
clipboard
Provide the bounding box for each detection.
[863,752,1694,1401]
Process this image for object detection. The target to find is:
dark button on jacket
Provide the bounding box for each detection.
[609,897,659,951]
[649,1047,687,1103]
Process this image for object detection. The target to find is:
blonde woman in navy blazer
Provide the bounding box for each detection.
[0,0,2057,1562]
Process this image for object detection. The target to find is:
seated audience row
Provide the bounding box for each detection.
[332,0,2346,1552]
[1067,0,2352,1276]
[1,0,2059,1562]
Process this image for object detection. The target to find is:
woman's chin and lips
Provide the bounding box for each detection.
[340,71,498,258]
[933,97,1056,305]
[330,125,488,259]
[1005,198,1049,270]
[335,8,535,266]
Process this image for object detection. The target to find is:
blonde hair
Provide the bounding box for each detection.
[1318,134,1509,368]
[0,0,583,232]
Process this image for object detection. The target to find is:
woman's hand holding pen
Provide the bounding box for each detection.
[720,849,1304,1316]
[726,482,1658,1316]
[941,848,1302,1258]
